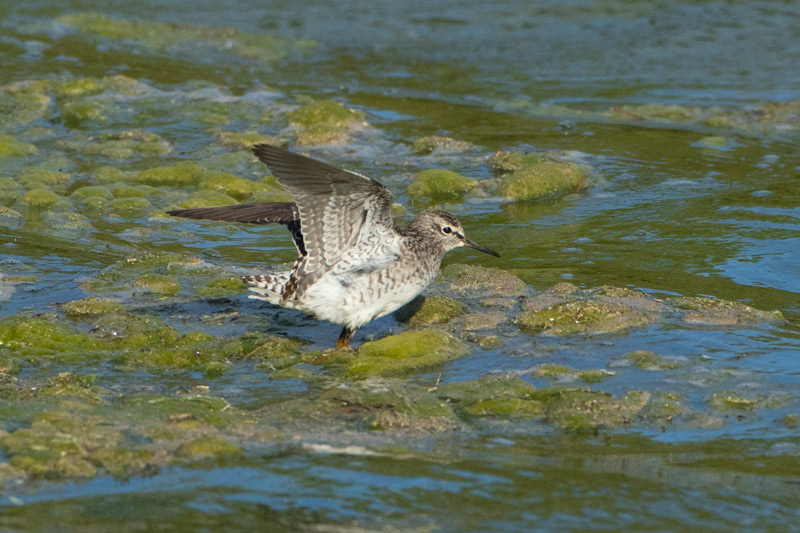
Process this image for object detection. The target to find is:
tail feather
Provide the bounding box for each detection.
[242,273,288,304]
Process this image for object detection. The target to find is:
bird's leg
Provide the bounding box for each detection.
[335,326,355,350]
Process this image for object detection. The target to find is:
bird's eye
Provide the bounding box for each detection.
[441,226,452,234]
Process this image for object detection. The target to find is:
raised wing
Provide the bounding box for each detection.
[168,202,297,224]
[252,144,395,295]
[168,202,306,255]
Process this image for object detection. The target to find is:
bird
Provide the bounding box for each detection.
[168,144,499,349]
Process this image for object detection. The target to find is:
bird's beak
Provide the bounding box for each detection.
[463,237,500,257]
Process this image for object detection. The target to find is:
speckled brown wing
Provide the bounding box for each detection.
[252,144,395,296]
[168,202,306,256]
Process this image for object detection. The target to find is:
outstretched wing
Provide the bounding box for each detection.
[168,202,298,224]
[168,202,306,256]
[252,144,395,295]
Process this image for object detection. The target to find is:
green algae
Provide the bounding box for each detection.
[61,297,124,317]
[70,185,114,201]
[0,353,21,376]
[442,264,527,296]
[497,159,591,202]
[287,99,366,145]
[332,330,469,378]
[396,295,466,326]
[175,436,243,459]
[178,189,238,209]
[0,315,104,357]
[644,392,688,422]
[93,166,127,182]
[110,197,152,213]
[487,151,541,174]
[195,276,245,298]
[669,296,783,326]
[61,99,109,127]
[61,130,172,160]
[438,376,541,420]
[0,86,51,127]
[576,369,615,384]
[518,285,660,336]
[0,176,23,202]
[540,387,650,430]
[109,183,150,198]
[532,364,572,379]
[623,350,681,370]
[407,169,479,200]
[57,12,314,64]
[18,170,69,192]
[0,134,36,158]
[197,171,268,200]
[217,131,281,150]
[133,162,207,187]
[37,372,104,404]
[133,274,181,296]
[0,206,24,223]
[411,136,473,155]
[708,391,789,412]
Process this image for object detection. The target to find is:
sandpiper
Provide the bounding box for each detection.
[169,144,499,349]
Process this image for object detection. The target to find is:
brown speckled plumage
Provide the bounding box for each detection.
[169,144,498,348]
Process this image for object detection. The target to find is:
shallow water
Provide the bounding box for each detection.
[1,1,800,530]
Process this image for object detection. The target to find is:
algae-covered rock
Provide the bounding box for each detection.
[57,12,314,64]
[0,86,51,125]
[61,99,109,127]
[0,206,24,225]
[133,274,181,296]
[340,329,469,378]
[438,376,542,420]
[133,162,207,187]
[70,185,114,201]
[62,297,124,317]
[442,264,526,296]
[178,190,239,209]
[0,315,103,357]
[669,296,783,326]
[620,350,681,370]
[195,276,245,298]
[287,99,366,145]
[61,130,172,160]
[0,177,23,203]
[487,151,541,174]
[532,364,572,379]
[708,391,789,412]
[217,131,281,150]
[19,169,71,190]
[411,136,473,155]
[519,285,661,336]
[197,171,267,200]
[497,159,590,201]
[396,296,466,326]
[539,387,650,430]
[175,436,243,459]
[18,189,63,210]
[407,169,478,200]
[110,197,152,213]
[0,134,37,158]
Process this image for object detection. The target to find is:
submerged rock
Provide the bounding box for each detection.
[287,99,367,146]
[337,329,470,378]
[406,169,479,201]
[395,295,466,326]
[411,136,473,155]
[496,155,591,202]
[518,284,661,336]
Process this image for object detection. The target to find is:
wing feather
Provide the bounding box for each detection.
[252,144,395,295]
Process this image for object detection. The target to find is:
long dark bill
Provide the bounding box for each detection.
[464,237,500,257]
